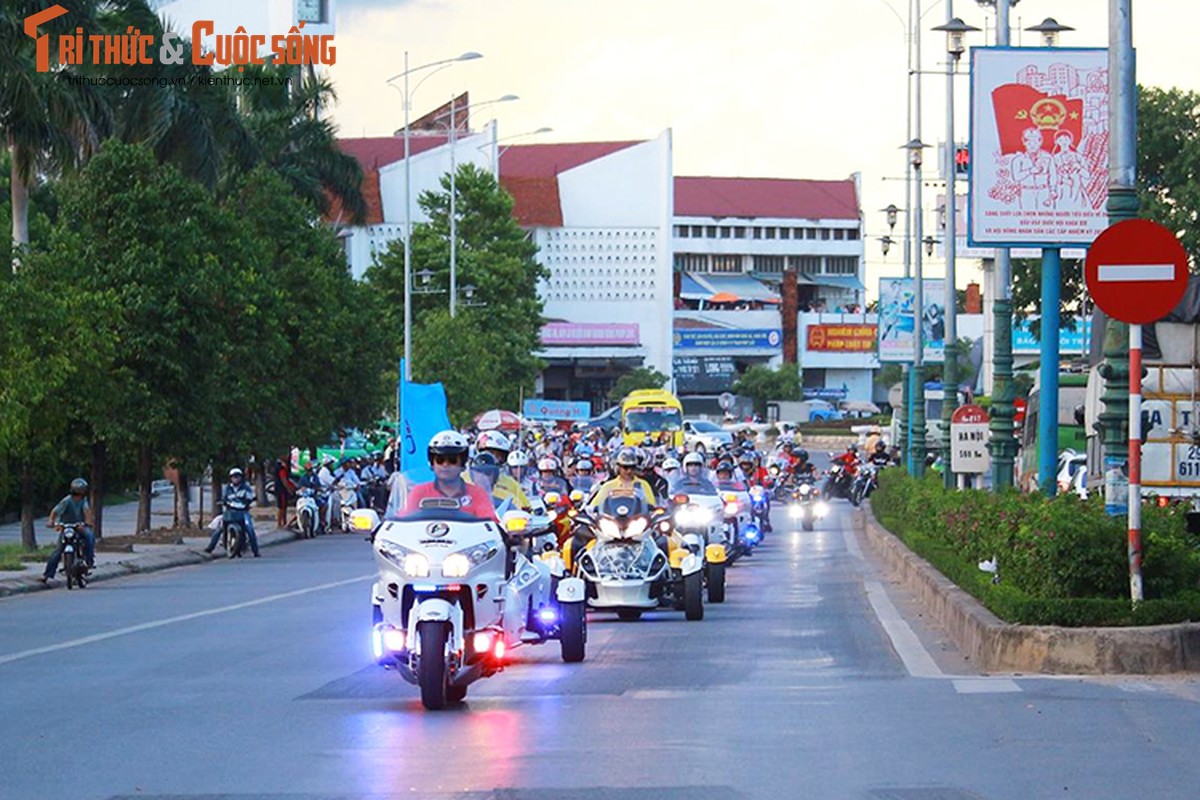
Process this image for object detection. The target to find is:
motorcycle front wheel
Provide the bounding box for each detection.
[683,571,704,621]
[64,551,75,590]
[559,601,586,663]
[707,562,726,603]
[417,622,451,710]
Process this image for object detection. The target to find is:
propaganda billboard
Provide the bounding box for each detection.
[877,278,946,363]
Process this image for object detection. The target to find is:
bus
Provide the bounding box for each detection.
[621,389,684,448]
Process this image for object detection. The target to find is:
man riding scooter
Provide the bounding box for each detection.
[39,478,96,585]
[205,468,260,557]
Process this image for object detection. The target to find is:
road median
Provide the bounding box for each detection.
[858,505,1200,674]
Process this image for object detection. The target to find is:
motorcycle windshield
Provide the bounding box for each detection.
[599,494,649,518]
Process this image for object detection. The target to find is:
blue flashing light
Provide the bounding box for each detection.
[538,607,558,623]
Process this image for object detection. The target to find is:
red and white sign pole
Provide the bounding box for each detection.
[1127,323,1143,602]
[1085,220,1190,604]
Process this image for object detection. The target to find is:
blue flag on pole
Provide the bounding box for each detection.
[399,359,453,483]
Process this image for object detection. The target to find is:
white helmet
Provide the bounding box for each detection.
[662,457,681,471]
[682,452,705,468]
[428,430,470,462]
[476,430,511,453]
[537,457,558,472]
[506,450,529,468]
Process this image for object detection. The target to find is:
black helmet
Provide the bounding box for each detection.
[875,441,887,452]
[69,478,89,495]
[796,449,809,462]
[848,444,858,454]
[715,460,734,474]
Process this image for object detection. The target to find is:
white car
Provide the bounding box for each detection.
[682,419,734,453]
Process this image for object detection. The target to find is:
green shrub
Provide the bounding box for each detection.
[870,471,1200,626]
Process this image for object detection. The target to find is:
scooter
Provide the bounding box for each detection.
[335,484,359,532]
[220,499,252,558]
[360,502,586,711]
[571,496,705,621]
[296,487,319,539]
[849,464,878,507]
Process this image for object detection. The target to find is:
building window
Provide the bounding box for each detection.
[779,228,791,240]
[753,255,785,273]
[764,227,776,239]
[720,227,732,239]
[752,227,762,240]
[825,256,858,274]
[847,228,860,240]
[733,226,746,238]
[691,225,703,237]
[675,225,689,238]
[789,255,822,274]
[833,229,845,240]
[706,225,717,238]
[674,253,708,272]
[805,228,818,240]
[820,228,831,240]
[710,255,741,273]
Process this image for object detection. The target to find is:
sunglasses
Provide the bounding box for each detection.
[432,455,464,465]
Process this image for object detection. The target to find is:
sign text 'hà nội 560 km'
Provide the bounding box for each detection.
[969,47,1109,247]
[951,404,990,474]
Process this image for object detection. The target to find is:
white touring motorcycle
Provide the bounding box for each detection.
[357,500,586,711]
[572,495,705,621]
[669,488,731,603]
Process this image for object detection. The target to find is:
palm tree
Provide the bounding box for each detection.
[1,2,110,268]
[238,63,367,223]
[96,0,254,191]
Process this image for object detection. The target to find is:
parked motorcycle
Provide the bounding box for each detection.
[572,495,705,621]
[360,502,587,711]
[56,522,90,590]
[334,484,359,532]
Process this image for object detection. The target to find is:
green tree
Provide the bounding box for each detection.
[44,140,232,532]
[367,164,547,418]
[1,1,109,262]
[608,367,668,403]
[733,364,801,418]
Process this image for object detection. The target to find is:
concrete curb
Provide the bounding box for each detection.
[858,505,1200,675]
[0,528,299,599]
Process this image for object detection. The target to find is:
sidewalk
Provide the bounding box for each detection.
[0,486,299,598]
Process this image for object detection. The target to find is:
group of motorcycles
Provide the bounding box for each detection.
[355,469,804,710]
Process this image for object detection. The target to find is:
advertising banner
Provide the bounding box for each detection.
[673,329,782,350]
[877,278,946,363]
[1011,316,1092,354]
[806,323,877,353]
[522,399,592,421]
[673,356,738,393]
[541,322,640,347]
[969,47,1109,246]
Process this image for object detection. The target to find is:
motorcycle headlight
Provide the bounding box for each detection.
[625,517,648,538]
[378,539,416,568]
[403,553,431,577]
[724,502,739,516]
[598,518,621,540]
[815,501,830,517]
[799,484,812,495]
[441,553,471,578]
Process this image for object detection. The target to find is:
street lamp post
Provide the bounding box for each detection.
[903,138,931,476]
[881,204,907,458]
[932,12,980,488]
[385,50,481,381]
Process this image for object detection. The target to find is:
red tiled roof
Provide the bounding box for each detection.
[674,176,859,221]
[497,141,643,228]
[334,136,449,224]
[499,141,642,179]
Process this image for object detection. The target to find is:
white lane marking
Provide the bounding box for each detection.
[0,573,375,667]
[1098,263,1175,282]
[953,678,1022,694]
[863,580,944,679]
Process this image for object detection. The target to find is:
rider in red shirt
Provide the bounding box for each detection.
[403,430,497,521]
[832,444,861,476]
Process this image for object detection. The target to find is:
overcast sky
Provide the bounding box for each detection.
[325,0,1199,300]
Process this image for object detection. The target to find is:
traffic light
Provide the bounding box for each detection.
[954,145,970,176]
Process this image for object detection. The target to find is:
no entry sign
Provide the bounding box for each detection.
[1084,220,1189,324]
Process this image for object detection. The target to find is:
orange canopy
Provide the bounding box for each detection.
[708,292,740,304]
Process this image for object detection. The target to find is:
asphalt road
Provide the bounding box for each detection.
[3,488,1200,800]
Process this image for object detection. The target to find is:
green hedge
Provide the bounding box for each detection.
[870,470,1200,627]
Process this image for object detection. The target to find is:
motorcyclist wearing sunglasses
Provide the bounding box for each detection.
[402,430,497,520]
